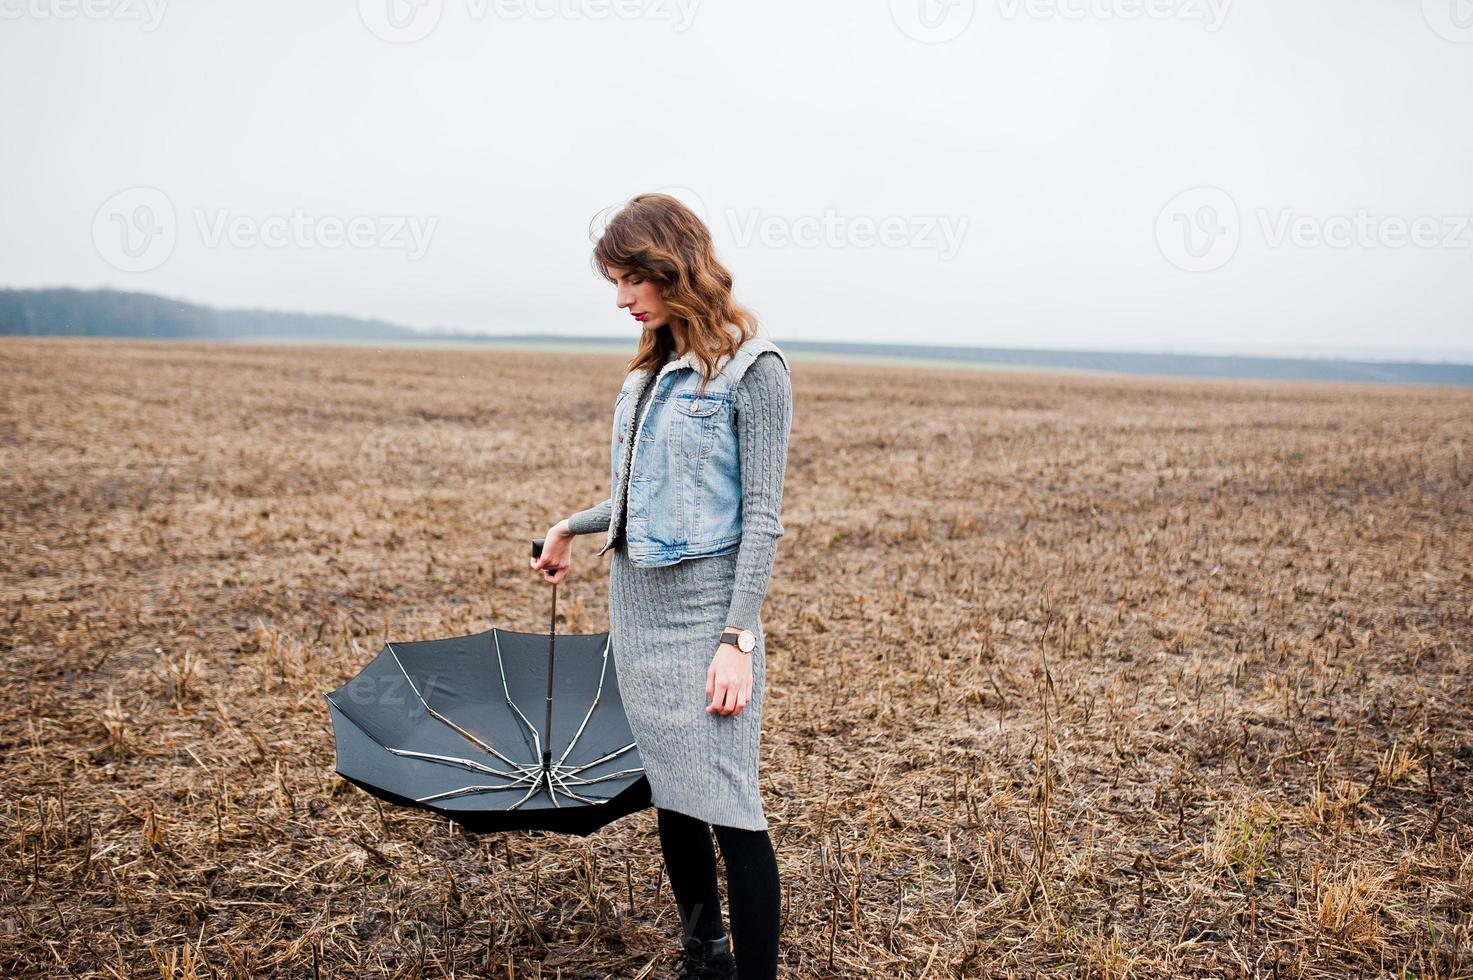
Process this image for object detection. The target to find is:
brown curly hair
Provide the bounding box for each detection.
[590,192,759,390]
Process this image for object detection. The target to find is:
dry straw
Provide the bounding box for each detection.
[1,339,1470,978]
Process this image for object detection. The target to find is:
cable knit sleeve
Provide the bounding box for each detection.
[565,496,612,535]
[723,351,793,635]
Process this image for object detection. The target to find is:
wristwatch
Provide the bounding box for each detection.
[719,628,756,654]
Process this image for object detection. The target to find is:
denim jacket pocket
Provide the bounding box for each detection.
[667,392,731,544]
[671,392,728,458]
[672,391,723,417]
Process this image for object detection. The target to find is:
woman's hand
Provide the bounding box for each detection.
[530,519,574,584]
[707,639,752,717]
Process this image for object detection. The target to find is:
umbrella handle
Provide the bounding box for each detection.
[532,537,562,579]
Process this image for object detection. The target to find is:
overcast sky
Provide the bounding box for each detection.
[3,0,1471,361]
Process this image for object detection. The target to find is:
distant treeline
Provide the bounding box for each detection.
[0,287,416,340]
[4,285,1470,387]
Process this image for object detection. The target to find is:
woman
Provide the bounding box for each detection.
[530,193,792,980]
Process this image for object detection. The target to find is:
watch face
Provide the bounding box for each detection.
[738,631,755,652]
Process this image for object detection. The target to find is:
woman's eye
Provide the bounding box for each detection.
[630,278,643,285]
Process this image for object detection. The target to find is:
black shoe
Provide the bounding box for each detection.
[678,933,736,980]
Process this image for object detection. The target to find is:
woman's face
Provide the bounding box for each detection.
[607,265,671,334]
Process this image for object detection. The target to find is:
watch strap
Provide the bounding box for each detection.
[720,629,754,653]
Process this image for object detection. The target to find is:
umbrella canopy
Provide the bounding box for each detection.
[325,624,651,836]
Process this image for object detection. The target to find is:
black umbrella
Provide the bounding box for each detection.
[323,538,651,836]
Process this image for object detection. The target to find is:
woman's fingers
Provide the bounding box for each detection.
[532,563,567,583]
[706,662,755,716]
[708,681,737,715]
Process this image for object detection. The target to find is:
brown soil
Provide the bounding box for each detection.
[2,338,1471,978]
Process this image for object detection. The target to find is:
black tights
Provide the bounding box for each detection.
[656,807,781,979]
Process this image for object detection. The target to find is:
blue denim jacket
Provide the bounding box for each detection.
[597,336,790,566]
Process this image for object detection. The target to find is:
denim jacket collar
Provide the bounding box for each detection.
[631,346,739,386]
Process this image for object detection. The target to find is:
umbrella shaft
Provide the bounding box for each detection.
[543,583,557,768]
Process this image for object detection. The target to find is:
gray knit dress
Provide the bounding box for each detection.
[564,349,792,832]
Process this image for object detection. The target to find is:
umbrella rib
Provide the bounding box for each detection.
[549,784,604,805]
[553,634,613,768]
[418,778,543,806]
[547,767,608,804]
[382,747,526,779]
[385,641,527,769]
[506,779,546,810]
[557,766,647,787]
[565,740,642,776]
[491,628,544,759]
